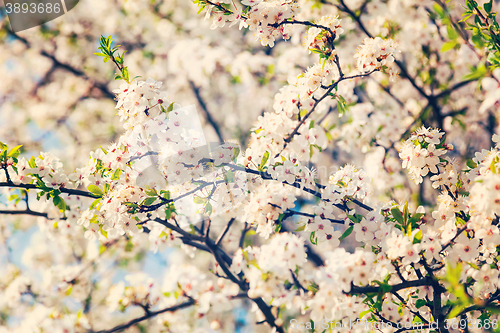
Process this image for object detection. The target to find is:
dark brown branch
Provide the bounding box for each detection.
[95,300,195,333]
[0,182,100,199]
[216,218,235,245]
[392,291,429,324]
[289,269,308,293]
[282,70,378,147]
[346,277,433,295]
[6,30,114,100]
[277,207,345,224]
[239,223,249,248]
[440,225,468,254]
[0,209,66,220]
[204,227,284,333]
[189,81,224,142]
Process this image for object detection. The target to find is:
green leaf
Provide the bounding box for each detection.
[90,199,101,210]
[295,224,306,232]
[111,169,122,180]
[104,183,110,195]
[491,157,497,174]
[144,188,157,196]
[391,207,403,223]
[442,40,457,52]
[260,151,270,170]
[484,0,492,13]
[166,102,175,113]
[193,196,206,204]
[162,190,171,200]
[53,196,66,211]
[122,67,130,82]
[466,159,477,169]
[408,213,424,225]
[142,197,156,206]
[28,156,37,168]
[433,3,445,18]
[58,197,67,211]
[415,299,426,309]
[359,309,372,319]
[197,4,206,14]
[309,120,315,129]
[413,230,423,244]
[88,185,104,197]
[337,95,347,115]
[224,170,235,183]
[463,64,487,81]
[310,231,317,245]
[8,145,22,158]
[204,202,213,216]
[447,25,459,40]
[403,201,409,224]
[278,213,285,222]
[339,225,354,241]
[99,225,108,239]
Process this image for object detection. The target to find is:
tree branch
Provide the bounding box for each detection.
[346,277,433,295]
[188,81,225,142]
[95,300,196,333]
[0,182,100,199]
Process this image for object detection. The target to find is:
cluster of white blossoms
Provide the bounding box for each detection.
[325,248,384,290]
[0,152,90,191]
[469,150,500,218]
[429,158,460,189]
[479,68,500,114]
[288,124,328,162]
[74,80,254,240]
[306,248,387,322]
[324,164,372,204]
[295,63,338,101]
[352,209,388,247]
[305,204,342,244]
[243,182,296,238]
[205,0,300,47]
[3,305,91,333]
[303,15,344,53]
[106,273,160,312]
[229,233,309,306]
[3,276,32,308]
[273,84,302,117]
[354,37,399,81]
[246,111,297,163]
[258,233,307,271]
[399,127,450,184]
[384,229,421,264]
[113,78,171,132]
[244,0,300,47]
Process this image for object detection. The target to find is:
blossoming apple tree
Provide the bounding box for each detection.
[2,0,500,332]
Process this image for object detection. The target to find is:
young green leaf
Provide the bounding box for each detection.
[260,151,270,169]
[88,185,104,197]
[339,225,354,241]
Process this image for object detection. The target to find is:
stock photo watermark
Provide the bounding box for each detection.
[2,0,79,32]
[289,318,500,331]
